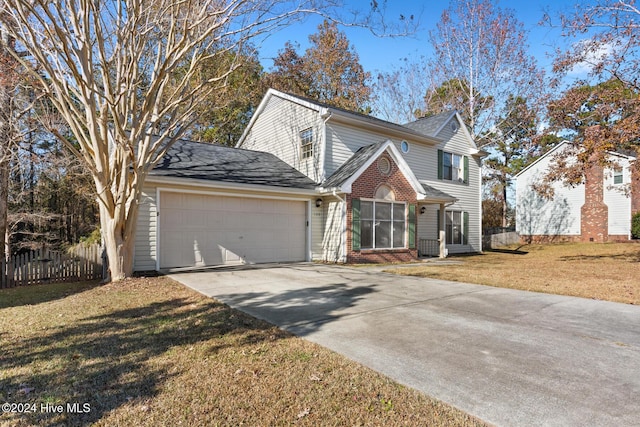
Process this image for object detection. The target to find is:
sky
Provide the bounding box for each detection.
[255,0,588,78]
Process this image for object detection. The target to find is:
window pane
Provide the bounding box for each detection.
[375,202,391,220]
[376,221,391,248]
[361,201,373,219]
[393,221,405,247]
[452,211,461,244]
[361,220,373,248]
[452,154,461,181]
[393,203,405,220]
[443,153,452,180]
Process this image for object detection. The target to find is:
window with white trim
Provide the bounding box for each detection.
[445,211,468,245]
[300,128,313,159]
[613,167,623,185]
[438,150,468,183]
[360,201,406,249]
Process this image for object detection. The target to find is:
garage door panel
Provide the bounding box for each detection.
[160,193,307,269]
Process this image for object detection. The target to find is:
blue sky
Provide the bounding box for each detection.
[256,0,587,77]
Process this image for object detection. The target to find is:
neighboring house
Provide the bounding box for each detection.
[515,141,639,242]
[134,89,484,271]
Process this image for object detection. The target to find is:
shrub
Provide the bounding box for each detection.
[632,212,640,239]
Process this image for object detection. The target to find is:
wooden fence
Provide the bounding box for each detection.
[1,244,105,288]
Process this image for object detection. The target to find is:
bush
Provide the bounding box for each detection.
[632,213,640,239]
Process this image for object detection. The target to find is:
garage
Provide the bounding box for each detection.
[159,192,307,269]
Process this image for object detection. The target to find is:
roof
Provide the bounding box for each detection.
[150,138,317,190]
[237,89,442,147]
[403,111,457,137]
[421,183,457,203]
[322,140,388,188]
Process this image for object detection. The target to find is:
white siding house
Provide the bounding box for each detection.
[516,141,637,242]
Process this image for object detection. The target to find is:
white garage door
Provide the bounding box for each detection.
[159,192,307,269]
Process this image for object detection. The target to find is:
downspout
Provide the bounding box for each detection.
[333,190,347,263]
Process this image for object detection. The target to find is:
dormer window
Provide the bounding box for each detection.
[300,128,313,159]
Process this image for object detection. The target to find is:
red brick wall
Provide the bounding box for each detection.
[346,153,418,263]
[581,162,609,242]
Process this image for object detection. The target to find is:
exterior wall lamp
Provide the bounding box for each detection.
[315,198,323,208]
[420,206,426,214]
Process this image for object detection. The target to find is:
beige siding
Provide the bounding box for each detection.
[416,127,482,253]
[311,200,324,260]
[320,198,345,262]
[134,186,158,271]
[241,95,323,182]
[325,122,399,177]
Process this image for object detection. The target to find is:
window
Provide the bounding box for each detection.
[438,150,468,183]
[613,168,623,185]
[359,201,406,249]
[300,128,313,159]
[400,140,410,153]
[438,210,469,245]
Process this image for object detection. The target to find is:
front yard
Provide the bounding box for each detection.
[387,242,640,305]
[0,277,485,427]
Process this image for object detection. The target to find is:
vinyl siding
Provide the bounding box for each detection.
[241,95,324,182]
[604,159,633,236]
[320,198,345,262]
[326,118,482,253]
[311,200,324,260]
[516,147,584,236]
[416,125,482,253]
[134,186,158,271]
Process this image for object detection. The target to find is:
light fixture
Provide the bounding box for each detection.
[420,206,426,214]
[315,198,323,208]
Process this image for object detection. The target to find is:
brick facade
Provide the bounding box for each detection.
[581,162,609,242]
[632,164,640,216]
[346,153,418,263]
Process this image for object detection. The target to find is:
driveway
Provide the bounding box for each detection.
[169,263,640,427]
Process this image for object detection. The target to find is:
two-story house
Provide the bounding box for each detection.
[516,141,639,242]
[133,89,483,271]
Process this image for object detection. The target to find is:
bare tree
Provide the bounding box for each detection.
[1,0,387,281]
[426,0,546,144]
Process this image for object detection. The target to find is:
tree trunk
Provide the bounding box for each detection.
[0,154,8,263]
[502,179,508,228]
[98,198,140,282]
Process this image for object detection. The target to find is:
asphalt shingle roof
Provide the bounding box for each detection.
[403,111,456,137]
[150,138,317,190]
[421,183,457,202]
[322,141,387,188]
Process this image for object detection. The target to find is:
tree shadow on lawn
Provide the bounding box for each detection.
[0,280,102,309]
[0,295,286,426]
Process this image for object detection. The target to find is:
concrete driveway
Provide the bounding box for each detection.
[169,263,640,427]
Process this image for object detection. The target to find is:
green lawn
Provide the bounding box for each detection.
[0,277,485,426]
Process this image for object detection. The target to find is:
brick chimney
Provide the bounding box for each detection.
[581,162,608,242]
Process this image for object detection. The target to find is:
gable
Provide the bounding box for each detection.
[320,140,426,198]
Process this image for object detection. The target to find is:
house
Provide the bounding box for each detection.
[515,141,639,242]
[133,89,484,271]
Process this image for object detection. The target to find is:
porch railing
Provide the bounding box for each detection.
[418,239,440,257]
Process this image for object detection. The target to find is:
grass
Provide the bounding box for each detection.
[387,242,640,305]
[0,277,486,427]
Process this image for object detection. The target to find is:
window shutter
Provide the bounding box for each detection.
[408,204,416,249]
[464,156,469,184]
[437,150,443,180]
[352,199,361,251]
[463,211,469,245]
